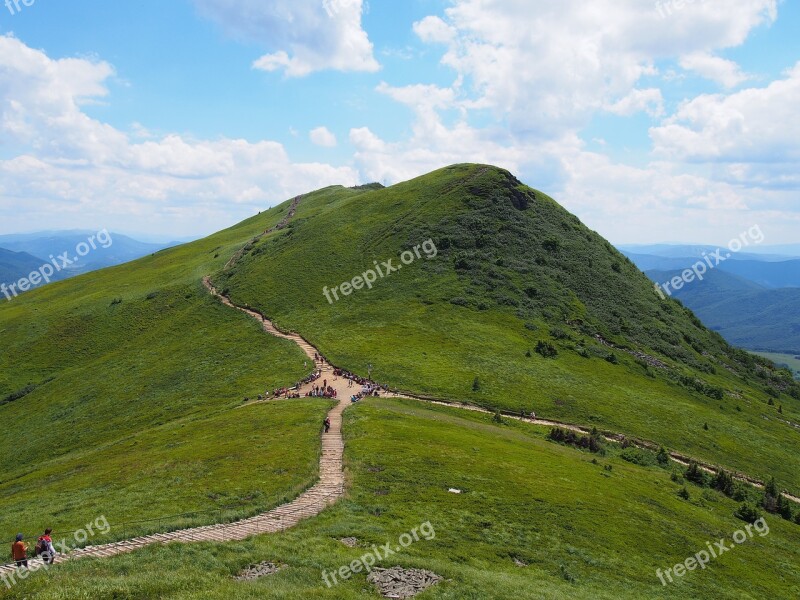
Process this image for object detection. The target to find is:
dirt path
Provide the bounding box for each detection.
[0,218,355,576]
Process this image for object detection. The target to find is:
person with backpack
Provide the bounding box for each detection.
[324,417,331,433]
[11,534,27,568]
[36,529,57,565]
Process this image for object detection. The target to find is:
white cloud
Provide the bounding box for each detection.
[0,35,358,236]
[605,88,665,117]
[193,0,379,77]
[413,16,456,44]
[679,52,751,88]
[412,0,776,136]
[310,126,338,147]
[651,62,800,186]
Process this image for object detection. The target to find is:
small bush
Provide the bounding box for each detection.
[685,462,709,487]
[734,503,762,523]
[536,341,558,358]
[620,448,656,467]
[678,487,690,500]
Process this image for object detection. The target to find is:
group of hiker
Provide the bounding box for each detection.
[351,383,383,403]
[9,530,56,569]
[333,368,370,387]
[307,381,337,398]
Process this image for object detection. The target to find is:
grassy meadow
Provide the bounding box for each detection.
[2,398,797,599]
[0,203,326,541]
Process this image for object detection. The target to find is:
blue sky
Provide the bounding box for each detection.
[0,0,797,245]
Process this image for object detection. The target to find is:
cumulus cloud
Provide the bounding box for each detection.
[0,35,357,236]
[193,0,379,76]
[679,52,751,88]
[651,62,800,186]
[310,126,338,147]
[605,88,665,117]
[413,16,456,44]
[412,0,776,136]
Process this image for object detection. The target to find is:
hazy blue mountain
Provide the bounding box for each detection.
[647,268,800,353]
[718,259,800,289]
[623,247,800,289]
[0,231,177,276]
[0,248,55,289]
[619,243,798,261]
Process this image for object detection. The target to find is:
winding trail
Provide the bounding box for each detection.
[3,197,797,577]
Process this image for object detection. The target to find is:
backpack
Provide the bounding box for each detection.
[35,539,45,556]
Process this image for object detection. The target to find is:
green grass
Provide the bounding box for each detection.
[4,399,798,599]
[1,163,799,597]
[215,165,800,492]
[0,203,325,540]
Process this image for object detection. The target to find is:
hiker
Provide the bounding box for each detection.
[36,529,56,565]
[324,417,331,433]
[11,534,27,569]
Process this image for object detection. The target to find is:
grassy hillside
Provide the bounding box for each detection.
[4,399,798,599]
[214,164,800,491]
[648,268,800,353]
[0,204,328,541]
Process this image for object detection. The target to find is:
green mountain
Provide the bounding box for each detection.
[1,164,799,599]
[214,164,799,486]
[648,268,800,353]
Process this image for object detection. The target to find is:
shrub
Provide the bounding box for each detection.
[685,462,709,487]
[472,377,481,392]
[678,487,690,500]
[711,470,736,497]
[548,427,604,454]
[656,447,671,467]
[536,341,558,358]
[734,503,762,523]
[620,448,656,467]
[542,238,561,253]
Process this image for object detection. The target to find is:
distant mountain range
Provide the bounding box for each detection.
[0,248,60,290]
[621,244,800,354]
[0,231,180,292]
